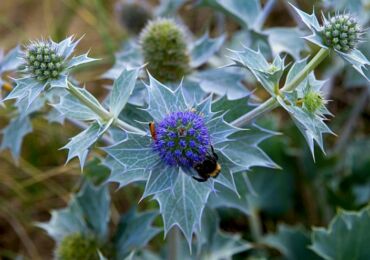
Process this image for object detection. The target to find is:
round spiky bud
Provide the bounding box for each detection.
[322,14,361,52]
[118,2,152,35]
[56,233,100,260]
[153,111,211,168]
[140,18,190,83]
[25,42,64,82]
[303,91,324,113]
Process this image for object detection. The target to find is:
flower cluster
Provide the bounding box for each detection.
[118,2,152,35]
[56,233,100,260]
[139,18,190,82]
[303,90,325,114]
[25,42,64,82]
[153,110,210,167]
[322,14,361,52]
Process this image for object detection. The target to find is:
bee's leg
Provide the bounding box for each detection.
[192,176,208,182]
[210,145,218,160]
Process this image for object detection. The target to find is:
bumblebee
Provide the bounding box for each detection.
[192,145,221,182]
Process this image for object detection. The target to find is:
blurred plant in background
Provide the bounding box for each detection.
[0,0,369,259]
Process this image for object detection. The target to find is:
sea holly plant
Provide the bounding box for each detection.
[104,75,276,245]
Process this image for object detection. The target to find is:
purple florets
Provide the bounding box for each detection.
[153,111,211,168]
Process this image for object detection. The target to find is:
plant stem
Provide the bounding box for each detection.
[249,207,262,242]
[66,81,146,135]
[168,227,180,260]
[232,48,330,127]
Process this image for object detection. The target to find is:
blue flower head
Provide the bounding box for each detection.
[153,110,210,167]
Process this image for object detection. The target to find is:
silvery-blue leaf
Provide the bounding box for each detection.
[103,133,157,188]
[228,47,285,96]
[190,33,226,68]
[142,163,179,199]
[37,181,110,242]
[289,4,327,48]
[265,27,309,60]
[46,107,65,124]
[114,208,160,259]
[3,77,45,109]
[55,35,80,59]
[193,68,249,99]
[289,4,320,31]
[63,121,112,169]
[263,224,320,260]
[155,0,186,16]
[109,68,140,117]
[104,156,148,189]
[49,74,68,88]
[118,103,152,130]
[54,87,104,121]
[337,49,370,82]
[279,59,334,157]
[155,171,212,247]
[0,45,22,72]
[0,115,32,160]
[216,129,278,170]
[103,41,143,79]
[145,74,188,121]
[128,81,147,106]
[212,95,254,122]
[66,53,97,70]
[197,207,252,258]
[180,80,207,105]
[310,206,370,260]
[198,0,261,29]
[209,174,252,215]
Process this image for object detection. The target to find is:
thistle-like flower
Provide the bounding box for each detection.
[153,111,210,167]
[104,74,275,245]
[139,18,190,83]
[24,42,65,82]
[291,4,369,81]
[56,233,100,260]
[3,36,95,110]
[302,90,325,114]
[322,14,361,52]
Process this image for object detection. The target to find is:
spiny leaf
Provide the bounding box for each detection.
[198,0,261,29]
[63,121,112,169]
[114,208,161,259]
[190,33,226,68]
[194,68,249,99]
[37,181,110,242]
[0,115,32,160]
[155,171,212,247]
[108,67,140,117]
[310,207,370,260]
[197,207,252,258]
[263,224,320,260]
[228,47,285,96]
[66,53,98,70]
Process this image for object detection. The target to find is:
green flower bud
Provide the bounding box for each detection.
[25,43,64,82]
[118,2,152,35]
[140,18,191,83]
[56,233,100,260]
[303,91,324,113]
[323,14,361,52]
